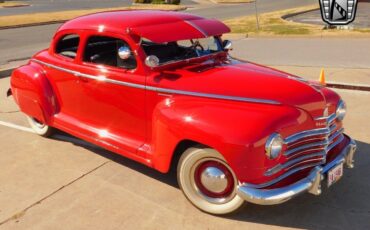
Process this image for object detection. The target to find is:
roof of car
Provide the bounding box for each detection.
[57,10,230,43]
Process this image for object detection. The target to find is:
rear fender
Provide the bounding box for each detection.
[10,63,58,124]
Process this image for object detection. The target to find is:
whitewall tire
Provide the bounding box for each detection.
[177,147,244,215]
[26,116,54,137]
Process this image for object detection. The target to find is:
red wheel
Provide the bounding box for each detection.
[194,160,235,199]
[177,147,244,214]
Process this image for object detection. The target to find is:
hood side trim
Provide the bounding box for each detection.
[31,59,281,105]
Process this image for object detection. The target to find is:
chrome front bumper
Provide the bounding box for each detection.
[237,137,357,205]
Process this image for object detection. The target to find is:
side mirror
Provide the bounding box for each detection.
[145,55,160,68]
[118,46,132,60]
[223,40,232,51]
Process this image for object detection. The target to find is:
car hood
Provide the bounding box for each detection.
[153,61,327,118]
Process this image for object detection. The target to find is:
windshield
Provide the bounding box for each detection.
[141,37,222,65]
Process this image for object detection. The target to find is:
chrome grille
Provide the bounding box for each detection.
[265,113,344,177]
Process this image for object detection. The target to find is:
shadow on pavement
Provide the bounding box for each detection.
[51,130,179,188]
[51,130,370,229]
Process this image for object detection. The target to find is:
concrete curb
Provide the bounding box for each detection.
[208,0,254,4]
[0,20,66,30]
[0,68,14,79]
[281,8,319,20]
[327,82,370,92]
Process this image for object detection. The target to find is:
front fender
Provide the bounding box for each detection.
[150,96,312,183]
[10,62,58,124]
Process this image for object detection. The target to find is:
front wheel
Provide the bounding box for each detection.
[26,116,54,137]
[177,147,244,215]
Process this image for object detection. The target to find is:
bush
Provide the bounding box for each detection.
[167,0,181,4]
[133,0,181,4]
[133,0,152,3]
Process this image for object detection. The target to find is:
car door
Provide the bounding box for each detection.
[76,33,146,154]
[45,32,86,120]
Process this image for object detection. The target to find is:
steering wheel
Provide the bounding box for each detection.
[192,40,204,52]
[184,40,204,57]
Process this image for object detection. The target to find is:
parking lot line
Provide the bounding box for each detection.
[0,120,34,133]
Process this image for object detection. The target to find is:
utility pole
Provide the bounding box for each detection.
[254,0,260,31]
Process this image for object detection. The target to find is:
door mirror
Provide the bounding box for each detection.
[145,55,160,68]
[118,46,132,60]
[223,40,232,51]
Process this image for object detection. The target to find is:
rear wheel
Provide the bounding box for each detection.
[26,116,54,137]
[177,147,244,215]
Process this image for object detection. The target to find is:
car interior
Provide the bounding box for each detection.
[141,37,221,64]
[55,34,80,59]
[83,36,137,70]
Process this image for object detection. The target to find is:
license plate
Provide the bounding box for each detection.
[327,163,344,187]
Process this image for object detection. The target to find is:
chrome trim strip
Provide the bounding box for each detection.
[145,86,280,104]
[243,136,355,191]
[265,151,326,176]
[329,128,344,143]
[327,134,344,152]
[267,128,344,176]
[285,128,330,144]
[32,59,280,105]
[246,162,323,189]
[315,112,336,122]
[285,139,328,156]
[328,113,337,124]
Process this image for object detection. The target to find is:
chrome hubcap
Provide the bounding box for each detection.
[193,160,235,200]
[200,167,228,193]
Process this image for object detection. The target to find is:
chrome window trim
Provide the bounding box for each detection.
[31,59,280,105]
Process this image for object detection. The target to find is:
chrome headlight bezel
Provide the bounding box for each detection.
[336,100,346,121]
[265,133,284,160]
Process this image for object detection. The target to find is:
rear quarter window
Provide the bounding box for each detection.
[55,34,80,59]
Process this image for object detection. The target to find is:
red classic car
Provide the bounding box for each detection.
[9,10,356,215]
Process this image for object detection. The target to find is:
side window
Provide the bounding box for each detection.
[83,36,137,70]
[55,34,80,59]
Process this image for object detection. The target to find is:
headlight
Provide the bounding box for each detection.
[336,100,346,121]
[265,133,284,160]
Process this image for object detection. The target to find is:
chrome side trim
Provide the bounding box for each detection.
[145,86,280,104]
[32,59,280,105]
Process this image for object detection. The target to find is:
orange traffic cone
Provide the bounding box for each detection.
[319,68,326,85]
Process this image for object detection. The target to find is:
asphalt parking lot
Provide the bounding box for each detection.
[0,72,369,229]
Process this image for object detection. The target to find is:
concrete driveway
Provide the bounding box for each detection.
[0,71,369,229]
